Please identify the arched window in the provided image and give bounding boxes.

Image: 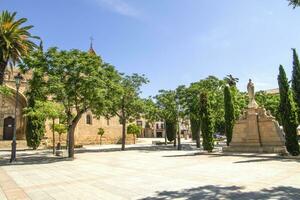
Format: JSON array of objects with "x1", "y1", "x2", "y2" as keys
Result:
[{"x1": 86, "y1": 114, "x2": 92, "y2": 125}]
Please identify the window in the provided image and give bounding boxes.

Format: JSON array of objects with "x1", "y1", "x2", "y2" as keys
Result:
[
  {"x1": 156, "y1": 123, "x2": 159, "y2": 129},
  {"x1": 161, "y1": 123, "x2": 164, "y2": 129},
  {"x1": 86, "y1": 114, "x2": 92, "y2": 125}
]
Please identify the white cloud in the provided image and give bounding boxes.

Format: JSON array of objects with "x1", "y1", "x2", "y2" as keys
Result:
[{"x1": 93, "y1": 0, "x2": 139, "y2": 17}]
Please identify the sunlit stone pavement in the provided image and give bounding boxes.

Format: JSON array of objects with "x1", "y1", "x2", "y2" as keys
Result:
[{"x1": 0, "y1": 139, "x2": 300, "y2": 200}]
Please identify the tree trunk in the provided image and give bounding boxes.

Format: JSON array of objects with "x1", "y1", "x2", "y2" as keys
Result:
[
  {"x1": 177, "y1": 130, "x2": 181, "y2": 150},
  {"x1": 0, "y1": 61, "x2": 7, "y2": 85},
  {"x1": 52, "y1": 119, "x2": 55, "y2": 154},
  {"x1": 173, "y1": 137, "x2": 176, "y2": 147},
  {"x1": 196, "y1": 133, "x2": 201, "y2": 148},
  {"x1": 164, "y1": 120, "x2": 167, "y2": 145},
  {"x1": 100, "y1": 135, "x2": 102, "y2": 146},
  {"x1": 121, "y1": 118, "x2": 126, "y2": 151},
  {"x1": 68, "y1": 112, "x2": 84, "y2": 158},
  {"x1": 134, "y1": 134, "x2": 136, "y2": 144},
  {"x1": 196, "y1": 127, "x2": 201, "y2": 148}
]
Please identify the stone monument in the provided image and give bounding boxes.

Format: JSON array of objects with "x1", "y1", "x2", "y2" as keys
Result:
[{"x1": 223, "y1": 79, "x2": 287, "y2": 153}]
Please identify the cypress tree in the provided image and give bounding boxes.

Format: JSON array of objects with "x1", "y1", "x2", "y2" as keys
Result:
[
  {"x1": 190, "y1": 117, "x2": 201, "y2": 148},
  {"x1": 165, "y1": 120, "x2": 177, "y2": 142},
  {"x1": 25, "y1": 67, "x2": 47, "y2": 149},
  {"x1": 199, "y1": 93, "x2": 214, "y2": 152},
  {"x1": 224, "y1": 86, "x2": 235, "y2": 146},
  {"x1": 291, "y1": 48, "x2": 300, "y2": 124},
  {"x1": 278, "y1": 65, "x2": 300, "y2": 156}
]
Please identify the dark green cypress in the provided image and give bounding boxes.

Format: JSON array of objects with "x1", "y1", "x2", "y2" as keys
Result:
[
  {"x1": 25, "y1": 68, "x2": 47, "y2": 149},
  {"x1": 165, "y1": 120, "x2": 177, "y2": 142},
  {"x1": 224, "y1": 86, "x2": 235, "y2": 146},
  {"x1": 199, "y1": 93, "x2": 214, "y2": 152},
  {"x1": 278, "y1": 65, "x2": 300, "y2": 156},
  {"x1": 291, "y1": 48, "x2": 300, "y2": 124},
  {"x1": 190, "y1": 116, "x2": 201, "y2": 148}
]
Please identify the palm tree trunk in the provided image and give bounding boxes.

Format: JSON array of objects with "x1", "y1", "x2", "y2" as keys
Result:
[{"x1": 0, "y1": 61, "x2": 8, "y2": 85}]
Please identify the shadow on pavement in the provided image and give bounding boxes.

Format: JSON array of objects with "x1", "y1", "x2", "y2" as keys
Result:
[
  {"x1": 75, "y1": 144, "x2": 198, "y2": 154},
  {"x1": 0, "y1": 145, "x2": 196, "y2": 166},
  {"x1": 138, "y1": 185, "x2": 300, "y2": 200},
  {"x1": 163, "y1": 152, "x2": 300, "y2": 163}
]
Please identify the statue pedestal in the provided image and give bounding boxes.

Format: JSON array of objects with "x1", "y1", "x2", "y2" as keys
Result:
[{"x1": 223, "y1": 107, "x2": 287, "y2": 153}]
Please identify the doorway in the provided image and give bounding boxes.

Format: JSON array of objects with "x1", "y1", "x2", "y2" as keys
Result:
[{"x1": 3, "y1": 117, "x2": 14, "y2": 140}]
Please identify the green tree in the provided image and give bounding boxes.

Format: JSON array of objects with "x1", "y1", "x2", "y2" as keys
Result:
[
  {"x1": 22, "y1": 48, "x2": 120, "y2": 158},
  {"x1": 155, "y1": 90, "x2": 178, "y2": 146},
  {"x1": 165, "y1": 120, "x2": 177, "y2": 142},
  {"x1": 255, "y1": 91, "x2": 281, "y2": 122},
  {"x1": 106, "y1": 74, "x2": 148, "y2": 151},
  {"x1": 0, "y1": 11, "x2": 39, "y2": 84},
  {"x1": 291, "y1": 48, "x2": 300, "y2": 124},
  {"x1": 184, "y1": 83, "x2": 201, "y2": 148},
  {"x1": 200, "y1": 92, "x2": 214, "y2": 152},
  {"x1": 193, "y1": 76, "x2": 226, "y2": 133},
  {"x1": 127, "y1": 124, "x2": 141, "y2": 144},
  {"x1": 278, "y1": 65, "x2": 300, "y2": 156},
  {"x1": 224, "y1": 74, "x2": 239, "y2": 87},
  {"x1": 52, "y1": 123, "x2": 67, "y2": 150},
  {"x1": 224, "y1": 86, "x2": 235, "y2": 146},
  {"x1": 39, "y1": 101, "x2": 64, "y2": 154},
  {"x1": 97, "y1": 128, "x2": 105, "y2": 146}
]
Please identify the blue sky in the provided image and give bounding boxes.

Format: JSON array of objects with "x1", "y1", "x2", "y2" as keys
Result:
[{"x1": 2, "y1": 0, "x2": 300, "y2": 97}]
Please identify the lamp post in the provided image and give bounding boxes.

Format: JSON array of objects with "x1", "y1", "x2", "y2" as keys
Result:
[{"x1": 10, "y1": 73, "x2": 23, "y2": 163}]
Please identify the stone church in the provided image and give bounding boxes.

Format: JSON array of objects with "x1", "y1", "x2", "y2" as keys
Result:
[{"x1": 0, "y1": 46, "x2": 125, "y2": 148}]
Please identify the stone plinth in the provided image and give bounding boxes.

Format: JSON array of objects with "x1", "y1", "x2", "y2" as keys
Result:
[{"x1": 223, "y1": 107, "x2": 287, "y2": 153}]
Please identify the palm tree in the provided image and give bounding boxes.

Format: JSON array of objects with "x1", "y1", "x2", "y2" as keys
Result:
[
  {"x1": 0, "y1": 10, "x2": 39, "y2": 84},
  {"x1": 224, "y1": 74, "x2": 239, "y2": 87},
  {"x1": 289, "y1": 0, "x2": 300, "y2": 8}
]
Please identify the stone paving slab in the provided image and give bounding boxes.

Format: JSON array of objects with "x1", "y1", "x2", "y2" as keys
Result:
[{"x1": 0, "y1": 143, "x2": 300, "y2": 199}]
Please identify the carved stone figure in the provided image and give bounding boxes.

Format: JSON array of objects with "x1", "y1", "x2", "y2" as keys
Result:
[{"x1": 247, "y1": 79, "x2": 258, "y2": 108}]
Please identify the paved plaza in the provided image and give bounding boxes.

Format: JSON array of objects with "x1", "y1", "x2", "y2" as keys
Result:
[{"x1": 0, "y1": 141, "x2": 300, "y2": 200}]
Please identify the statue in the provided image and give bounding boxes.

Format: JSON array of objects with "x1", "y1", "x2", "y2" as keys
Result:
[{"x1": 247, "y1": 79, "x2": 258, "y2": 108}]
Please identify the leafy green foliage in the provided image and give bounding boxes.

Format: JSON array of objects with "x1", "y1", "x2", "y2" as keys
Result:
[
  {"x1": 224, "y1": 74, "x2": 239, "y2": 87},
  {"x1": 190, "y1": 76, "x2": 226, "y2": 133},
  {"x1": 127, "y1": 124, "x2": 141, "y2": 136},
  {"x1": 0, "y1": 10, "x2": 39, "y2": 84},
  {"x1": 291, "y1": 48, "x2": 300, "y2": 124},
  {"x1": 165, "y1": 120, "x2": 177, "y2": 142},
  {"x1": 199, "y1": 93, "x2": 214, "y2": 152},
  {"x1": 0, "y1": 85, "x2": 12, "y2": 96},
  {"x1": 278, "y1": 65, "x2": 299, "y2": 156},
  {"x1": 105, "y1": 73, "x2": 148, "y2": 150},
  {"x1": 97, "y1": 128, "x2": 105, "y2": 136},
  {"x1": 22, "y1": 59, "x2": 48, "y2": 149},
  {"x1": 155, "y1": 90, "x2": 178, "y2": 143},
  {"x1": 255, "y1": 91, "x2": 281, "y2": 122},
  {"x1": 142, "y1": 97, "x2": 160, "y2": 126},
  {"x1": 224, "y1": 86, "x2": 235, "y2": 146},
  {"x1": 53, "y1": 124, "x2": 67, "y2": 135},
  {"x1": 97, "y1": 128, "x2": 105, "y2": 146},
  {"x1": 22, "y1": 48, "x2": 120, "y2": 157}
]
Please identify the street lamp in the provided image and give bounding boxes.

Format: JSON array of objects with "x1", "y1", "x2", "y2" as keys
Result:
[{"x1": 10, "y1": 73, "x2": 23, "y2": 163}]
